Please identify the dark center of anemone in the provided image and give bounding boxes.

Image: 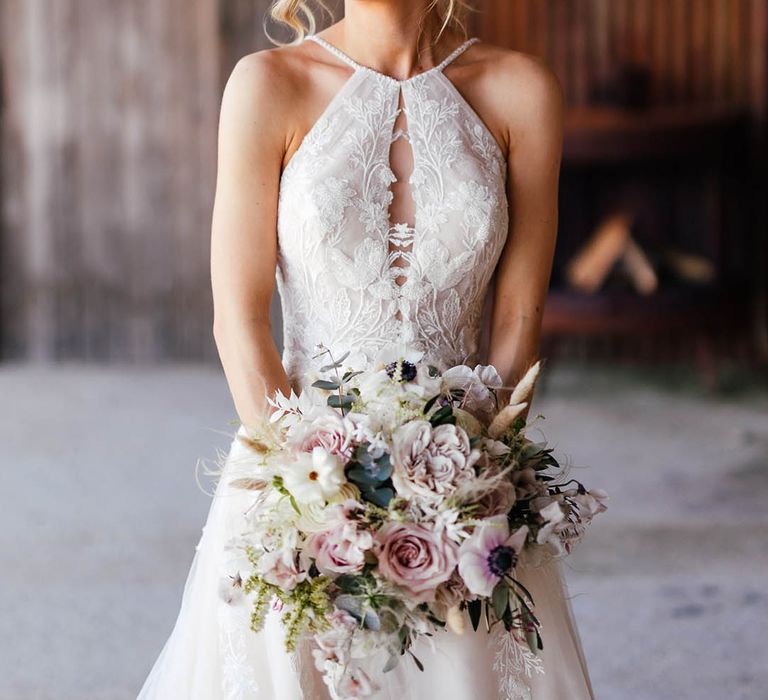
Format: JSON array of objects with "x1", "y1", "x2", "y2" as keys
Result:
[
  {"x1": 487, "y1": 545, "x2": 517, "y2": 577},
  {"x1": 385, "y1": 360, "x2": 417, "y2": 382},
  {"x1": 308, "y1": 470, "x2": 319, "y2": 481}
]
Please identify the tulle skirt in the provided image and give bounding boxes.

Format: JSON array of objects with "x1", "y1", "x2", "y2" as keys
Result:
[{"x1": 137, "y1": 429, "x2": 594, "y2": 700}]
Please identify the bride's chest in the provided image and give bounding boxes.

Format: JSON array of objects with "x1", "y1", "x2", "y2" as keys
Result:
[{"x1": 276, "y1": 75, "x2": 509, "y2": 275}]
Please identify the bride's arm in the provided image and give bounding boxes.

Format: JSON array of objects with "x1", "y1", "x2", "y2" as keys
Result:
[
  {"x1": 211, "y1": 54, "x2": 293, "y2": 427},
  {"x1": 487, "y1": 56, "x2": 564, "y2": 393}
]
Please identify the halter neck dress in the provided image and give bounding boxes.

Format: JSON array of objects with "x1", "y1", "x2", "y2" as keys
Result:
[{"x1": 137, "y1": 35, "x2": 594, "y2": 700}]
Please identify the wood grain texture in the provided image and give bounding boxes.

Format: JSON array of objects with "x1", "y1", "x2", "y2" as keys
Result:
[
  {"x1": 0, "y1": 0, "x2": 277, "y2": 361},
  {"x1": 471, "y1": 0, "x2": 767, "y2": 114},
  {"x1": 0, "y1": 0, "x2": 766, "y2": 361}
]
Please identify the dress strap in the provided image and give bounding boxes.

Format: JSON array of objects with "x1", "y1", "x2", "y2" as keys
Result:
[
  {"x1": 307, "y1": 34, "x2": 479, "y2": 83},
  {"x1": 436, "y1": 38, "x2": 480, "y2": 72},
  {"x1": 307, "y1": 35, "x2": 362, "y2": 71}
]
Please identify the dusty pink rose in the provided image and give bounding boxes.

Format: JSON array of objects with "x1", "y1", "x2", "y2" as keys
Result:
[
  {"x1": 304, "y1": 523, "x2": 373, "y2": 576},
  {"x1": 294, "y1": 408, "x2": 355, "y2": 459},
  {"x1": 391, "y1": 420, "x2": 479, "y2": 504},
  {"x1": 435, "y1": 570, "x2": 471, "y2": 611},
  {"x1": 376, "y1": 522, "x2": 458, "y2": 601}
]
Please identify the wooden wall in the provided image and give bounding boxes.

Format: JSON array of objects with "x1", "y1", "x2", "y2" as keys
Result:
[
  {"x1": 0, "y1": 0, "x2": 242, "y2": 361},
  {"x1": 471, "y1": 0, "x2": 767, "y2": 118},
  {"x1": 1, "y1": 1, "x2": 766, "y2": 362}
]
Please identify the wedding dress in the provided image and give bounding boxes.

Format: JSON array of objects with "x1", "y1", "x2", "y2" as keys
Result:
[{"x1": 138, "y1": 36, "x2": 594, "y2": 700}]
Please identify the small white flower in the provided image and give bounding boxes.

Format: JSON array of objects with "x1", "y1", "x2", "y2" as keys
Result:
[
  {"x1": 536, "y1": 500, "x2": 566, "y2": 545},
  {"x1": 572, "y1": 489, "x2": 609, "y2": 522},
  {"x1": 283, "y1": 447, "x2": 346, "y2": 504},
  {"x1": 434, "y1": 506, "x2": 469, "y2": 543},
  {"x1": 254, "y1": 548, "x2": 306, "y2": 590}
]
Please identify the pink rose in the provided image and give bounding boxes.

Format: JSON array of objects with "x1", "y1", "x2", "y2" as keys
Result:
[
  {"x1": 294, "y1": 408, "x2": 355, "y2": 459},
  {"x1": 376, "y1": 522, "x2": 458, "y2": 601},
  {"x1": 304, "y1": 523, "x2": 373, "y2": 576},
  {"x1": 391, "y1": 420, "x2": 479, "y2": 504}
]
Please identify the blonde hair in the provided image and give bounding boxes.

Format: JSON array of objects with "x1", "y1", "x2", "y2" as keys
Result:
[{"x1": 268, "y1": 0, "x2": 471, "y2": 45}]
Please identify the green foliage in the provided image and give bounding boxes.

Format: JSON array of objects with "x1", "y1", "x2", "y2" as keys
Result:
[{"x1": 429, "y1": 404, "x2": 455, "y2": 427}]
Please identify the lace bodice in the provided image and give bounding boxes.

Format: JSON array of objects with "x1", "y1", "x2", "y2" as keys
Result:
[{"x1": 277, "y1": 36, "x2": 509, "y2": 381}]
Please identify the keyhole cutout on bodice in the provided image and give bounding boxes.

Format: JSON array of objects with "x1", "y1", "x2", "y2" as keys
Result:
[{"x1": 387, "y1": 90, "x2": 416, "y2": 321}]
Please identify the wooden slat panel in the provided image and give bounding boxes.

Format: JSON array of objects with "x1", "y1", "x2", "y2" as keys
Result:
[
  {"x1": 750, "y1": 0, "x2": 768, "y2": 119},
  {"x1": 588, "y1": 0, "x2": 612, "y2": 94},
  {"x1": 1, "y1": 0, "x2": 766, "y2": 361},
  {"x1": 470, "y1": 0, "x2": 765, "y2": 117},
  {"x1": 571, "y1": 0, "x2": 590, "y2": 106},
  {"x1": 0, "y1": 0, "x2": 223, "y2": 361},
  {"x1": 711, "y1": 0, "x2": 730, "y2": 101}
]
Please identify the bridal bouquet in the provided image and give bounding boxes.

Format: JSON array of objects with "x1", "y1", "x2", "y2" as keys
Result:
[{"x1": 224, "y1": 345, "x2": 606, "y2": 699}]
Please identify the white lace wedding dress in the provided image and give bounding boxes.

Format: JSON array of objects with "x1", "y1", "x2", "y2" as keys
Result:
[{"x1": 138, "y1": 36, "x2": 594, "y2": 700}]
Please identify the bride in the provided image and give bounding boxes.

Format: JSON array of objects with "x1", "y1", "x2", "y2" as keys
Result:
[{"x1": 138, "y1": 1, "x2": 594, "y2": 698}]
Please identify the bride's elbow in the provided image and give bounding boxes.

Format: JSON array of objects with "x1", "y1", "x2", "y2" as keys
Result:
[{"x1": 212, "y1": 311, "x2": 271, "y2": 351}]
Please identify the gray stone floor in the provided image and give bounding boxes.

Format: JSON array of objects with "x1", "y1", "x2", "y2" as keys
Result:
[{"x1": 1, "y1": 363, "x2": 767, "y2": 700}]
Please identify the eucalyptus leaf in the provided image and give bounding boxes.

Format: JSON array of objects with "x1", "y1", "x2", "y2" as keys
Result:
[
  {"x1": 383, "y1": 654, "x2": 400, "y2": 673},
  {"x1": 319, "y1": 350, "x2": 350, "y2": 371},
  {"x1": 363, "y1": 609, "x2": 381, "y2": 631},
  {"x1": 492, "y1": 583, "x2": 509, "y2": 621},
  {"x1": 365, "y1": 486, "x2": 394, "y2": 508},
  {"x1": 312, "y1": 379, "x2": 340, "y2": 390},
  {"x1": 373, "y1": 461, "x2": 393, "y2": 481},
  {"x1": 347, "y1": 466, "x2": 383, "y2": 486},
  {"x1": 327, "y1": 394, "x2": 355, "y2": 410},
  {"x1": 335, "y1": 595, "x2": 363, "y2": 621},
  {"x1": 355, "y1": 444, "x2": 375, "y2": 467}
]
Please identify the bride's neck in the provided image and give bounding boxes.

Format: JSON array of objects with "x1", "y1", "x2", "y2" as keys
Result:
[{"x1": 336, "y1": 2, "x2": 453, "y2": 80}]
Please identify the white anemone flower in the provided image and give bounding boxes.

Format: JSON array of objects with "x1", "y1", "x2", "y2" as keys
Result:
[
  {"x1": 283, "y1": 446, "x2": 346, "y2": 504},
  {"x1": 373, "y1": 343, "x2": 424, "y2": 369}
]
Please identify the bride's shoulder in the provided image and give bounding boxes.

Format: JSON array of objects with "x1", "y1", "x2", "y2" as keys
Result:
[
  {"x1": 223, "y1": 42, "x2": 317, "y2": 114},
  {"x1": 468, "y1": 41, "x2": 562, "y2": 113},
  {"x1": 218, "y1": 41, "x2": 336, "y2": 160},
  {"x1": 462, "y1": 42, "x2": 563, "y2": 147}
]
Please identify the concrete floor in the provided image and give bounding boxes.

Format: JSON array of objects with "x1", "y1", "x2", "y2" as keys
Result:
[{"x1": 1, "y1": 363, "x2": 767, "y2": 700}]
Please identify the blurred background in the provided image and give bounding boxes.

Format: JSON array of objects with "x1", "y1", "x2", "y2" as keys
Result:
[{"x1": 1, "y1": 1, "x2": 767, "y2": 699}]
